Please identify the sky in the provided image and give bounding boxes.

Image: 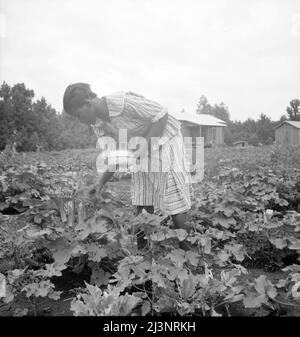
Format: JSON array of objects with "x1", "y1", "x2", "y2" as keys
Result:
[{"x1": 0, "y1": 0, "x2": 300, "y2": 121}]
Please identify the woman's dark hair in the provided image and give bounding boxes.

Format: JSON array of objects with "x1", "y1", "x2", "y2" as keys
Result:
[{"x1": 63, "y1": 83, "x2": 97, "y2": 115}]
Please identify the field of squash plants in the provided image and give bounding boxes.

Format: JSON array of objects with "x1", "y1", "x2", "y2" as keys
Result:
[{"x1": 0, "y1": 144, "x2": 300, "y2": 317}]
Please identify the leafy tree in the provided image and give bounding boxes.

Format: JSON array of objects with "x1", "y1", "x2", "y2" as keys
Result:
[
  {"x1": 0, "y1": 82, "x2": 35, "y2": 151},
  {"x1": 27, "y1": 131, "x2": 40, "y2": 151},
  {"x1": 195, "y1": 95, "x2": 279, "y2": 146},
  {"x1": 279, "y1": 115, "x2": 287, "y2": 122},
  {"x1": 248, "y1": 134, "x2": 259, "y2": 146},
  {"x1": 0, "y1": 82, "x2": 13, "y2": 149},
  {"x1": 224, "y1": 126, "x2": 234, "y2": 145},
  {"x1": 32, "y1": 98, "x2": 64, "y2": 150},
  {"x1": 286, "y1": 99, "x2": 300, "y2": 121},
  {"x1": 0, "y1": 81, "x2": 97, "y2": 152},
  {"x1": 265, "y1": 137, "x2": 274, "y2": 145},
  {"x1": 243, "y1": 118, "x2": 257, "y2": 135},
  {"x1": 224, "y1": 114, "x2": 276, "y2": 146},
  {"x1": 196, "y1": 95, "x2": 213, "y2": 115},
  {"x1": 196, "y1": 95, "x2": 230, "y2": 122},
  {"x1": 59, "y1": 112, "x2": 96, "y2": 150},
  {"x1": 256, "y1": 113, "x2": 274, "y2": 144},
  {"x1": 211, "y1": 102, "x2": 230, "y2": 123}
]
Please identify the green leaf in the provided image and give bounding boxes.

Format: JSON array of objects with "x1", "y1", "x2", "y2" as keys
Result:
[
  {"x1": 291, "y1": 281, "x2": 300, "y2": 299},
  {"x1": 223, "y1": 293, "x2": 244, "y2": 303},
  {"x1": 203, "y1": 237, "x2": 212, "y2": 254},
  {"x1": 243, "y1": 293, "x2": 266, "y2": 308},
  {"x1": 269, "y1": 238, "x2": 287, "y2": 249},
  {"x1": 177, "y1": 269, "x2": 189, "y2": 283},
  {"x1": 70, "y1": 299, "x2": 90, "y2": 316},
  {"x1": 151, "y1": 272, "x2": 166, "y2": 288},
  {"x1": 214, "y1": 216, "x2": 236, "y2": 228},
  {"x1": 87, "y1": 243, "x2": 107, "y2": 262},
  {"x1": 266, "y1": 286, "x2": 277, "y2": 299},
  {"x1": 0, "y1": 273, "x2": 7, "y2": 299},
  {"x1": 150, "y1": 231, "x2": 165, "y2": 242},
  {"x1": 217, "y1": 250, "x2": 230, "y2": 263},
  {"x1": 36, "y1": 263, "x2": 64, "y2": 278},
  {"x1": 7, "y1": 269, "x2": 25, "y2": 284},
  {"x1": 91, "y1": 267, "x2": 111, "y2": 286},
  {"x1": 174, "y1": 229, "x2": 188, "y2": 241},
  {"x1": 254, "y1": 275, "x2": 277, "y2": 299},
  {"x1": 26, "y1": 228, "x2": 52, "y2": 238},
  {"x1": 48, "y1": 290, "x2": 62, "y2": 301},
  {"x1": 77, "y1": 215, "x2": 110, "y2": 240},
  {"x1": 276, "y1": 279, "x2": 287, "y2": 288},
  {"x1": 33, "y1": 214, "x2": 43, "y2": 224},
  {"x1": 13, "y1": 308, "x2": 28, "y2": 316},
  {"x1": 254, "y1": 275, "x2": 268, "y2": 295},
  {"x1": 182, "y1": 276, "x2": 196, "y2": 299},
  {"x1": 3, "y1": 284, "x2": 15, "y2": 303},
  {"x1": 211, "y1": 308, "x2": 222, "y2": 316},
  {"x1": 165, "y1": 229, "x2": 177, "y2": 239},
  {"x1": 84, "y1": 282, "x2": 103, "y2": 310},
  {"x1": 282, "y1": 265, "x2": 300, "y2": 273},
  {"x1": 166, "y1": 249, "x2": 186, "y2": 268},
  {"x1": 52, "y1": 243, "x2": 77, "y2": 266},
  {"x1": 22, "y1": 280, "x2": 54, "y2": 298},
  {"x1": 156, "y1": 295, "x2": 177, "y2": 312},
  {"x1": 220, "y1": 269, "x2": 239, "y2": 286},
  {"x1": 226, "y1": 244, "x2": 245, "y2": 262},
  {"x1": 118, "y1": 294, "x2": 142, "y2": 316},
  {"x1": 185, "y1": 251, "x2": 199, "y2": 267},
  {"x1": 215, "y1": 203, "x2": 235, "y2": 218},
  {"x1": 141, "y1": 301, "x2": 151, "y2": 316},
  {"x1": 288, "y1": 238, "x2": 300, "y2": 250},
  {"x1": 0, "y1": 202, "x2": 9, "y2": 211}
]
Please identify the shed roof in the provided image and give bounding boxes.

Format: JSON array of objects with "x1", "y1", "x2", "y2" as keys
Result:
[
  {"x1": 274, "y1": 120, "x2": 300, "y2": 129},
  {"x1": 169, "y1": 111, "x2": 227, "y2": 127}
]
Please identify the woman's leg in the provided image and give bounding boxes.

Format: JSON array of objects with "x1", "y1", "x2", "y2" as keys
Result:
[{"x1": 171, "y1": 212, "x2": 187, "y2": 229}]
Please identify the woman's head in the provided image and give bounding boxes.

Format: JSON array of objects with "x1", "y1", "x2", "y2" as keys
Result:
[{"x1": 63, "y1": 83, "x2": 99, "y2": 124}]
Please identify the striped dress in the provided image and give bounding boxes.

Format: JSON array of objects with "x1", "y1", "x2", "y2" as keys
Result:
[{"x1": 92, "y1": 91, "x2": 193, "y2": 216}]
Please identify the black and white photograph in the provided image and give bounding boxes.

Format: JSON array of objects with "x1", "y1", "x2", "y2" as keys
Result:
[{"x1": 0, "y1": 0, "x2": 300, "y2": 324}]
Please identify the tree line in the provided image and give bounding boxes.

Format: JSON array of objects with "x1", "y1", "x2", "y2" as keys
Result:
[
  {"x1": 0, "y1": 82, "x2": 299, "y2": 152},
  {"x1": 196, "y1": 95, "x2": 300, "y2": 146},
  {"x1": 0, "y1": 82, "x2": 96, "y2": 152}
]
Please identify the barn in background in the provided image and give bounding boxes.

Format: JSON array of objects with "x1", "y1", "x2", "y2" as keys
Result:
[
  {"x1": 169, "y1": 111, "x2": 227, "y2": 182},
  {"x1": 274, "y1": 121, "x2": 300, "y2": 146},
  {"x1": 170, "y1": 111, "x2": 227, "y2": 146}
]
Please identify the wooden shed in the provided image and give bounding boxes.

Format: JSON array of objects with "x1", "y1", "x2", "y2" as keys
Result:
[
  {"x1": 169, "y1": 111, "x2": 227, "y2": 181},
  {"x1": 169, "y1": 111, "x2": 227, "y2": 146},
  {"x1": 274, "y1": 121, "x2": 300, "y2": 146}
]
